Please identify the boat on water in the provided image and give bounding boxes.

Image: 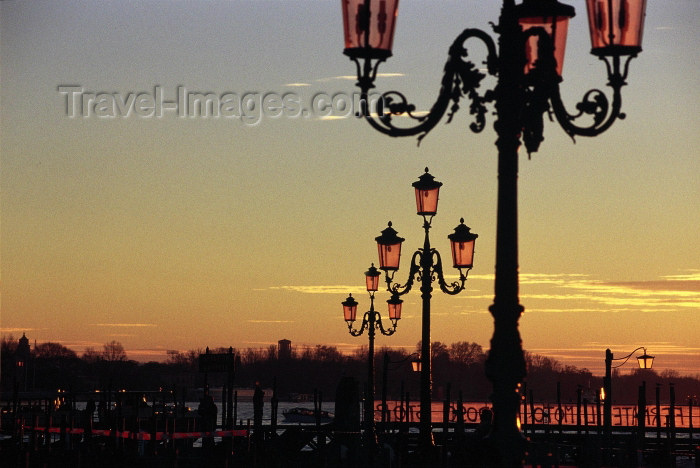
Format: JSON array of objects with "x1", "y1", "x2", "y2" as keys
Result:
[{"x1": 282, "y1": 407, "x2": 334, "y2": 424}]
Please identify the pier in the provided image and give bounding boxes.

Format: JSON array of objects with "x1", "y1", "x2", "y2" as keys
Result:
[{"x1": 2, "y1": 387, "x2": 698, "y2": 467}]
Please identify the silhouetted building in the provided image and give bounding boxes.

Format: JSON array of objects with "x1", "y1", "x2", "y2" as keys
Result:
[
  {"x1": 278, "y1": 339, "x2": 291, "y2": 360},
  {"x1": 16, "y1": 332, "x2": 31, "y2": 391},
  {"x1": 17, "y1": 333, "x2": 30, "y2": 360}
]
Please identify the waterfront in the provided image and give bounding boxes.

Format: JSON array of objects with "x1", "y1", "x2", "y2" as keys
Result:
[{"x1": 2, "y1": 392, "x2": 699, "y2": 467}]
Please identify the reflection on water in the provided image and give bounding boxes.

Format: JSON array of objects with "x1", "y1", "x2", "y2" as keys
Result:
[{"x1": 60, "y1": 399, "x2": 700, "y2": 429}]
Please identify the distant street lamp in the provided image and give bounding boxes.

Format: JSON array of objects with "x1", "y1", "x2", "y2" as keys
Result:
[
  {"x1": 603, "y1": 347, "x2": 654, "y2": 437},
  {"x1": 373, "y1": 168, "x2": 478, "y2": 451},
  {"x1": 342, "y1": 264, "x2": 402, "y2": 456},
  {"x1": 411, "y1": 357, "x2": 422, "y2": 373},
  {"x1": 380, "y1": 351, "x2": 420, "y2": 424},
  {"x1": 340, "y1": 1, "x2": 647, "y2": 464}
]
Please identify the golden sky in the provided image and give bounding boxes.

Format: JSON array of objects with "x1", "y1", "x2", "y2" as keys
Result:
[{"x1": 1, "y1": 1, "x2": 699, "y2": 377}]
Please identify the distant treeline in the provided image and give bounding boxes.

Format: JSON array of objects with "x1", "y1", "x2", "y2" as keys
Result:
[{"x1": 2, "y1": 335, "x2": 698, "y2": 405}]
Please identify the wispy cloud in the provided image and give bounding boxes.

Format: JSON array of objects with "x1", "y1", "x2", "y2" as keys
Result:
[
  {"x1": 91, "y1": 323, "x2": 157, "y2": 327},
  {"x1": 59, "y1": 340, "x2": 105, "y2": 349},
  {"x1": 315, "y1": 73, "x2": 405, "y2": 83},
  {"x1": 265, "y1": 274, "x2": 492, "y2": 296},
  {"x1": 464, "y1": 274, "x2": 494, "y2": 281},
  {"x1": 315, "y1": 75, "x2": 357, "y2": 82},
  {"x1": 662, "y1": 270, "x2": 700, "y2": 280},
  {"x1": 564, "y1": 281, "x2": 700, "y2": 308},
  {"x1": 0, "y1": 327, "x2": 45, "y2": 333},
  {"x1": 517, "y1": 272, "x2": 700, "y2": 311},
  {"x1": 520, "y1": 273, "x2": 590, "y2": 285},
  {"x1": 266, "y1": 272, "x2": 699, "y2": 315},
  {"x1": 269, "y1": 285, "x2": 365, "y2": 294},
  {"x1": 522, "y1": 307, "x2": 680, "y2": 314},
  {"x1": 247, "y1": 320, "x2": 295, "y2": 324},
  {"x1": 603, "y1": 280, "x2": 700, "y2": 292}
]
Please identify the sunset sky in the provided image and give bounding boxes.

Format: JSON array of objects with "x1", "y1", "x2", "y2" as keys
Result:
[{"x1": 2, "y1": 0, "x2": 698, "y2": 377}]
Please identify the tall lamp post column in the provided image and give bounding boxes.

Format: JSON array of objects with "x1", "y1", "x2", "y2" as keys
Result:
[
  {"x1": 342, "y1": 264, "x2": 402, "y2": 460},
  {"x1": 374, "y1": 169, "x2": 478, "y2": 452},
  {"x1": 339, "y1": 0, "x2": 647, "y2": 464}
]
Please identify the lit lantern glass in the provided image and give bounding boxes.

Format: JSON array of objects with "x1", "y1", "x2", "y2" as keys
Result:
[
  {"x1": 448, "y1": 219, "x2": 478, "y2": 269},
  {"x1": 342, "y1": 294, "x2": 359, "y2": 322},
  {"x1": 586, "y1": 0, "x2": 647, "y2": 57},
  {"x1": 365, "y1": 264, "x2": 381, "y2": 292},
  {"x1": 411, "y1": 359, "x2": 421, "y2": 372},
  {"x1": 636, "y1": 349, "x2": 654, "y2": 369},
  {"x1": 342, "y1": 0, "x2": 400, "y2": 59},
  {"x1": 516, "y1": 0, "x2": 576, "y2": 77},
  {"x1": 412, "y1": 168, "x2": 442, "y2": 216},
  {"x1": 375, "y1": 222, "x2": 405, "y2": 271},
  {"x1": 386, "y1": 294, "x2": 403, "y2": 321}
]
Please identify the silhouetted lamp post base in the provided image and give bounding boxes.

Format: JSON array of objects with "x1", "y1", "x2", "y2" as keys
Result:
[
  {"x1": 339, "y1": 0, "x2": 647, "y2": 465},
  {"x1": 484, "y1": 306, "x2": 527, "y2": 467}
]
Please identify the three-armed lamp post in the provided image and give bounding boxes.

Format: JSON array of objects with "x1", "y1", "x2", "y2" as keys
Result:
[
  {"x1": 373, "y1": 168, "x2": 478, "y2": 452},
  {"x1": 342, "y1": 264, "x2": 402, "y2": 456},
  {"x1": 340, "y1": 0, "x2": 647, "y2": 464},
  {"x1": 603, "y1": 347, "x2": 654, "y2": 437}
]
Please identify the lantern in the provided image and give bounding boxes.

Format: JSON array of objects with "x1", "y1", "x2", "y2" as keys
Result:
[
  {"x1": 342, "y1": 0, "x2": 400, "y2": 59},
  {"x1": 516, "y1": 0, "x2": 576, "y2": 77},
  {"x1": 586, "y1": 0, "x2": 647, "y2": 57},
  {"x1": 412, "y1": 168, "x2": 442, "y2": 216},
  {"x1": 636, "y1": 349, "x2": 654, "y2": 369},
  {"x1": 375, "y1": 222, "x2": 405, "y2": 271},
  {"x1": 365, "y1": 263, "x2": 381, "y2": 291},
  {"x1": 447, "y1": 219, "x2": 478, "y2": 269},
  {"x1": 386, "y1": 294, "x2": 403, "y2": 321},
  {"x1": 411, "y1": 358, "x2": 422, "y2": 372},
  {"x1": 342, "y1": 294, "x2": 359, "y2": 322}
]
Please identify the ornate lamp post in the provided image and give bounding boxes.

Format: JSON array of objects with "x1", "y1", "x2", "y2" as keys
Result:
[
  {"x1": 339, "y1": 0, "x2": 647, "y2": 464},
  {"x1": 603, "y1": 347, "x2": 654, "y2": 437},
  {"x1": 342, "y1": 264, "x2": 402, "y2": 457},
  {"x1": 373, "y1": 168, "x2": 478, "y2": 451}
]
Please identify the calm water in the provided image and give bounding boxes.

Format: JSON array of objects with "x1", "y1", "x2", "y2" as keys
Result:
[
  {"x1": 66, "y1": 399, "x2": 700, "y2": 429},
  {"x1": 190, "y1": 401, "x2": 334, "y2": 426}
]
